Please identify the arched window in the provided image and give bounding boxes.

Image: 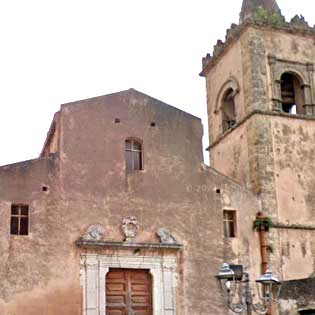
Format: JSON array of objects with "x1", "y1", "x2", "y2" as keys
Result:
[
  {"x1": 222, "y1": 88, "x2": 236, "y2": 132},
  {"x1": 125, "y1": 138, "x2": 143, "y2": 171},
  {"x1": 281, "y1": 72, "x2": 305, "y2": 115}
]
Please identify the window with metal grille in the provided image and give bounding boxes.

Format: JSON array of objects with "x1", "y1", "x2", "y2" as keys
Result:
[
  {"x1": 125, "y1": 139, "x2": 143, "y2": 171},
  {"x1": 223, "y1": 210, "x2": 237, "y2": 238},
  {"x1": 10, "y1": 204, "x2": 29, "y2": 236}
]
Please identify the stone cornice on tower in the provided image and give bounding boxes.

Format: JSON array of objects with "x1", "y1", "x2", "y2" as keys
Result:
[{"x1": 200, "y1": 11, "x2": 315, "y2": 77}]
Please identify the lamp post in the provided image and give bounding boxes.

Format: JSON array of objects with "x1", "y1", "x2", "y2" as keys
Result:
[{"x1": 216, "y1": 263, "x2": 281, "y2": 315}]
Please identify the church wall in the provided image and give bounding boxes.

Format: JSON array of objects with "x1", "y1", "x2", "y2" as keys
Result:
[
  {"x1": 263, "y1": 28, "x2": 315, "y2": 65},
  {"x1": 0, "y1": 92, "x2": 261, "y2": 315},
  {"x1": 0, "y1": 157, "x2": 58, "y2": 201},
  {"x1": 278, "y1": 228, "x2": 315, "y2": 281},
  {"x1": 270, "y1": 115, "x2": 315, "y2": 281},
  {"x1": 41, "y1": 113, "x2": 61, "y2": 158},
  {"x1": 210, "y1": 121, "x2": 251, "y2": 188},
  {"x1": 211, "y1": 113, "x2": 315, "y2": 280},
  {"x1": 59, "y1": 90, "x2": 204, "y2": 200},
  {"x1": 240, "y1": 27, "x2": 270, "y2": 113},
  {"x1": 0, "y1": 169, "x2": 261, "y2": 315},
  {"x1": 205, "y1": 39, "x2": 245, "y2": 143},
  {"x1": 0, "y1": 157, "x2": 70, "y2": 315},
  {"x1": 271, "y1": 116, "x2": 315, "y2": 224},
  {"x1": 206, "y1": 168, "x2": 262, "y2": 281}
]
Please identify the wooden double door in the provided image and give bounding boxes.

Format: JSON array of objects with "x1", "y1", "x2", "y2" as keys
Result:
[{"x1": 106, "y1": 269, "x2": 153, "y2": 315}]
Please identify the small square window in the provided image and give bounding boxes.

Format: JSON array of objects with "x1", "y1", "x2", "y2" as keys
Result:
[
  {"x1": 223, "y1": 210, "x2": 237, "y2": 238},
  {"x1": 10, "y1": 204, "x2": 29, "y2": 236}
]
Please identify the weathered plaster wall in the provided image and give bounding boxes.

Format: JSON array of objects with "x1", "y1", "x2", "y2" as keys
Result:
[
  {"x1": 210, "y1": 113, "x2": 278, "y2": 213},
  {"x1": 272, "y1": 117, "x2": 315, "y2": 224},
  {"x1": 210, "y1": 113, "x2": 283, "y2": 277},
  {"x1": 210, "y1": 122, "x2": 251, "y2": 188},
  {"x1": 58, "y1": 89, "x2": 204, "y2": 200},
  {"x1": 0, "y1": 157, "x2": 58, "y2": 201},
  {"x1": 240, "y1": 27, "x2": 269, "y2": 113},
  {"x1": 205, "y1": 39, "x2": 245, "y2": 143},
  {"x1": 0, "y1": 90, "x2": 261, "y2": 315},
  {"x1": 210, "y1": 113, "x2": 315, "y2": 280},
  {"x1": 278, "y1": 228, "x2": 315, "y2": 281},
  {"x1": 270, "y1": 116, "x2": 315, "y2": 280},
  {"x1": 263, "y1": 28, "x2": 315, "y2": 65}
]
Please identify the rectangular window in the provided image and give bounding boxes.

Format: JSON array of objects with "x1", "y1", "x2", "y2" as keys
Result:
[
  {"x1": 125, "y1": 139, "x2": 143, "y2": 171},
  {"x1": 10, "y1": 204, "x2": 29, "y2": 236},
  {"x1": 223, "y1": 210, "x2": 236, "y2": 238}
]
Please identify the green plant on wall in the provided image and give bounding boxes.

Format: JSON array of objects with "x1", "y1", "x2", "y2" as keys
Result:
[
  {"x1": 266, "y1": 244, "x2": 274, "y2": 253},
  {"x1": 255, "y1": 6, "x2": 268, "y2": 22},
  {"x1": 253, "y1": 215, "x2": 273, "y2": 232},
  {"x1": 255, "y1": 6, "x2": 285, "y2": 26},
  {"x1": 269, "y1": 12, "x2": 285, "y2": 26}
]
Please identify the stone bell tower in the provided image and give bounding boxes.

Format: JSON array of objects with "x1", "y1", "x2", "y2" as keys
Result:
[{"x1": 201, "y1": 0, "x2": 315, "y2": 281}]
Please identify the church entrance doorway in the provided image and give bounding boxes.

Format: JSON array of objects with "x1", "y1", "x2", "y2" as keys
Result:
[{"x1": 106, "y1": 268, "x2": 153, "y2": 315}]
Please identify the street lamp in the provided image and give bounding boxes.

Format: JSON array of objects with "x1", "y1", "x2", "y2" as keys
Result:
[{"x1": 216, "y1": 263, "x2": 281, "y2": 315}]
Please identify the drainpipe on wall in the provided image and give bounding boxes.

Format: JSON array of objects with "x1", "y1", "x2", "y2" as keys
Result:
[
  {"x1": 256, "y1": 212, "x2": 271, "y2": 315},
  {"x1": 256, "y1": 212, "x2": 268, "y2": 274}
]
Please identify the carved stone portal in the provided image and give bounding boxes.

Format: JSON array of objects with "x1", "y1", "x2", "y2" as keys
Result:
[
  {"x1": 82, "y1": 224, "x2": 105, "y2": 241},
  {"x1": 121, "y1": 216, "x2": 139, "y2": 242},
  {"x1": 157, "y1": 228, "x2": 177, "y2": 244}
]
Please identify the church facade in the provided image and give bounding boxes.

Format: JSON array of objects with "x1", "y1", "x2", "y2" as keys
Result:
[{"x1": 0, "y1": 1, "x2": 314, "y2": 315}]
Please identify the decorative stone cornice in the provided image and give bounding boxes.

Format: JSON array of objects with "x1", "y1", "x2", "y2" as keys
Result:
[
  {"x1": 75, "y1": 239, "x2": 183, "y2": 250},
  {"x1": 273, "y1": 222, "x2": 315, "y2": 230},
  {"x1": 207, "y1": 109, "x2": 315, "y2": 150}
]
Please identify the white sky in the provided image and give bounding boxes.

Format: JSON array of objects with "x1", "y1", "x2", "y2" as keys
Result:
[{"x1": 0, "y1": 0, "x2": 314, "y2": 166}]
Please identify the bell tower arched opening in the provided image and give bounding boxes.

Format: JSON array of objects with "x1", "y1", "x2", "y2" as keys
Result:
[
  {"x1": 222, "y1": 88, "x2": 237, "y2": 132},
  {"x1": 280, "y1": 72, "x2": 305, "y2": 115}
]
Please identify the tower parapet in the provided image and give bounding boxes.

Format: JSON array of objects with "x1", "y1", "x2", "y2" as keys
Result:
[{"x1": 200, "y1": 4, "x2": 315, "y2": 77}]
